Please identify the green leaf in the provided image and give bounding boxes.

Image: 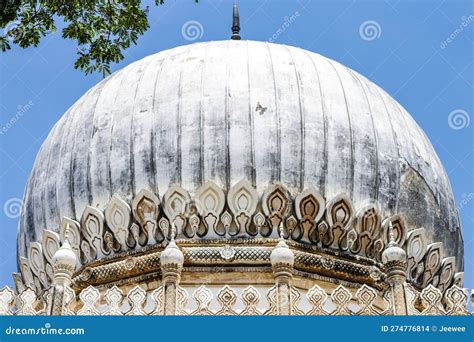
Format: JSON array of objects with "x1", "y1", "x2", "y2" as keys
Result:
[{"x1": 1, "y1": 0, "x2": 200, "y2": 76}]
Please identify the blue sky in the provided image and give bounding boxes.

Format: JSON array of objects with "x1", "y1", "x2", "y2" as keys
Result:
[{"x1": 0, "y1": 0, "x2": 472, "y2": 289}]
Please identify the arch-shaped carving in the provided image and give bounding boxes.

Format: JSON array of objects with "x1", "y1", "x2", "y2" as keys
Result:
[
  {"x1": 16, "y1": 288, "x2": 37, "y2": 315},
  {"x1": 307, "y1": 284, "x2": 328, "y2": 315},
  {"x1": 422, "y1": 242, "x2": 443, "y2": 287},
  {"x1": 241, "y1": 286, "x2": 261, "y2": 315},
  {"x1": 12, "y1": 273, "x2": 25, "y2": 294},
  {"x1": 437, "y1": 257, "x2": 455, "y2": 292},
  {"x1": 350, "y1": 204, "x2": 381, "y2": 256},
  {"x1": 183, "y1": 214, "x2": 198, "y2": 238},
  {"x1": 325, "y1": 194, "x2": 354, "y2": 250},
  {"x1": 191, "y1": 286, "x2": 213, "y2": 315},
  {"x1": 216, "y1": 285, "x2": 238, "y2": 315},
  {"x1": 163, "y1": 185, "x2": 190, "y2": 234},
  {"x1": 220, "y1": 211, "x2": 233, "y2": 236},
  {"x1": 81, "y1": 206, "x2": 105, "y2": 259},
  {"x1": 326, "y1": 194, "x2": 354, "y2": 228},
  {"x1": 127, "y1": 223, "x2": 140, "y2": 250},
  {"x1": 406, "y1": 228, "x2": 427, "y2": 283},
  {"x1": 0, "y1": 287, "x2": 15, "y2": 315},
  {"x1": 28, "y1": 242, "x2": 47, "y2": 288},
  {"x1": 252, "y1": 212, "x2": 267, "y2": 236},
  {"x1": 158, "y1": 217, "x2": 170, "y2": 240},
  {"x1": 261, "y1": 183, "x2": 291, "y2": 236},
  {"x1": 195, "y1": 182, "x2": 226, "y2": 236},
  {"x1": 41, "y1": 230, "x2": 60, "y2": 266},
  {"x1": 445, "y1": 285, "x2": 469, "y2": 315},
  {"x1": 313, "y1": 221, "x2": 329, "y2": 246},
  {"x1": 126, "y1": 286, "x2": 147, "y2": 315},
  {"x1": 420, "y1": 285, "x2": 445, "y2": 315},
  {"x1": 81, "y1": 239, "x2": 94, "y2": 264},
  {"x1": 381, "y1": 215, "x2": 406, "y2": 247},
  {"x1": 60, "y1": 217, "x2": 82, "y2": 265},
  {"x1": 356, "y1": 204, "x2": 381, "y2": 236},
  {"x1": 19, "y1": 257, "x2": 34, "y2": 289},
  {"x1": 331, "y1": 285, "x2": 352, "y2": 315},
  {"x1": 227, "y1": 180, "x2": 259, "y2": 235},
  {"x1": 132, "y1": 189, "x2": 161, "y2": 245},
  {"x1": 356, "y1": 285, "x2": 379, "y2": 315},
  {"x1": 78, "y1": 286, "x2": 100, "y2": 315},
  {"x1": 104, "y1": 195, "x2": 131, "y2": 251},
  {"x1": 286, "y1": 215, "x2": 301, "y2": 240},
  {"x1": 295, "y1": 187, "x2": 325, "y2": 243},
  {"x1": 453, "y1": 272, "x2": 464, "y2": 287},
  {"x1": 103, "y1": 231, "x2": 120, "y2": 255}
]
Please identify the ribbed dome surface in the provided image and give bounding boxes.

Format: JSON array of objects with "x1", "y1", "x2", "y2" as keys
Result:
[{"x1": 18, "y1": 40, "x2": 463, "y2": 268}]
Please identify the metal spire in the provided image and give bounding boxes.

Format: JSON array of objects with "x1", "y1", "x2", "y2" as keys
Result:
[{"x1": 231, "y1": 0, "x2": 241, "y2": 40}]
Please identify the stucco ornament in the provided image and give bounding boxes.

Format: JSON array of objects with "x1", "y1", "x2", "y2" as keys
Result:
[
  {"x1": 382, "y1": 223, "x2": 407, "y2": 264},
  {"x1": 227, "y1": 180, "x2": 259, "y2": 235},
  {"x1": 105, "y1": 195, "x2": 131, "y2": 251}
]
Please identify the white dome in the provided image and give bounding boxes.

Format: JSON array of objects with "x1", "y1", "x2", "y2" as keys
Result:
[{"x1": 18, "y1": 40, "x2": 462, "y2": 270}]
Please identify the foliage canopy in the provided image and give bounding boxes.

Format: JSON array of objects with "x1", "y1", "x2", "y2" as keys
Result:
[{"x1": 0, "y1": 0, "x2": 197, "y2": 76}]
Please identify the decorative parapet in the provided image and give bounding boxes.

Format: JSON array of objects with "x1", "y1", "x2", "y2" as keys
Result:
[
  {"x1": 0, "y1": 284, "x2": 471, "y2": 316},
  {"x1": 17, "y1": 182, "x2": 462, "y2": 295}
]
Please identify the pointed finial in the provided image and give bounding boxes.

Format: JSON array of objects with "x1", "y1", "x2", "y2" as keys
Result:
[
  {"x1": 161, "y1": 220, "x2": 184, "y2": 267},
  {"x1": 170, "y1": 221, "x2": 177, "y2": 241},
  {"x1": 388, "y1": 221, "x2": 396, "y2": 246},
  {"x1": 231, "y1": 0, "x2": 241, "y2": 40},
  {"x1": 278, "y1": 221, "x2": 285, "y2": 240},
  {"x1": 382, "y1": 220, "x2": 406, "y2": 265},
  {"x1": 271, "y1": 222, "x2": 294, "y2": 268}
]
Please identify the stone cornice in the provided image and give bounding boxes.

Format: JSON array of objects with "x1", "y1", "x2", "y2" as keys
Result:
[{"x1": 71, "y1": 243, "x2": 387, "y2": 291}]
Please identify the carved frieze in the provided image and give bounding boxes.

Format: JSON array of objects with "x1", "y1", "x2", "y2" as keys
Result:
[{"x1": 16, "y1": 183, "x2": 461, "y2": 294}]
